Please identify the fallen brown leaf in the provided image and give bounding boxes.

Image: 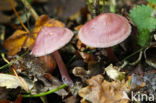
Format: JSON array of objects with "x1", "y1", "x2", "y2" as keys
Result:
[
  {"x1": 4, "y1": 30, "x2": 29, "y2": 56},
  {"x1": 78, "y1": 75, "x2": 130, "y2": 103},
  {"x1": 4, "y1": 15, "x2": 65, "y2": 56},
  {"x1": 78, "y1": 52, "x2": 96, "y2": 63}
]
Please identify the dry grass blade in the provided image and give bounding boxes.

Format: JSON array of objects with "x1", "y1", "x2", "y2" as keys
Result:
[
  {"x1": 12, "y1": 68, "x2": 29, "y2": 92},
  {"x1": 9, "y1": 0, "x2": 30, "y2": 32}
]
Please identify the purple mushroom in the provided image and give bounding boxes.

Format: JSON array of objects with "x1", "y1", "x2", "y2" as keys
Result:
[
  {"x1": 78, "y1": 13, "x2": 131, "y2": 61},
  {"x1": 31, "y1": 26, "x2": 74, "y2": 86}
]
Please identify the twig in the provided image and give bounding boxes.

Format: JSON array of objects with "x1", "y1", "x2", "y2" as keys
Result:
[
  {"x1": 121, "y1": 47, "x2": 145, "y2": 62},
  {"x1": 12, "y1": 68, "x2": 29, "y2": 92},
  {"x1": 118, "y1": 61, "x2": 128, "y2": 71},
  {"x1": 0, "y1": 26, "x2": 5, "y2": 43},
  {"x1": 128, "y1": 51, "x2": 143, "y2": 65},
  {"x1": 9, "y1": 0, "x2": 30, "y2": 32},
  {"x1": 118, "y1": 51, "x2": 143, "y2": 71},
  {"x1": 1, "y1": 53, "x2": 10, "y2": 64},
  {"x1": 20, "y1": 0, "x2": 39, "y2": 21}
]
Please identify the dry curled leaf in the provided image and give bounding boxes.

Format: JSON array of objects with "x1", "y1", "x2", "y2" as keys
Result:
[
  {"x1": 105, "y1": 64, "x2": 125, "y2": 80},
  {"x1": 77, "y1": 40, "x2": 87, "y2": 51},
  {"x1": 72, "y1": 67, "x2": 89, "y2": 82},
  {"x1": 78, "y1": 52, "x2": 96, "y2": 63},
  {"x1": 78, "y1": 75, "x2": 130, "y2": 103},
  {"x1": 74, "y1": 25, "x2": 83, "y2": 31},
  {"x1": 0, "y1": 73, "x2": 33, "y2": 90},
  {"x1": 77, "y1": 40, "x2": 95, "y2": 52},
  {"x1": 4, "y1": 30, "x2": 30, "y2": 56},
  {"x1": 72, "y1": 62, "x2": 104, "y2": 82},
  {"x1": 4, "y1": 15, "x2": 65, "y2": 56}
]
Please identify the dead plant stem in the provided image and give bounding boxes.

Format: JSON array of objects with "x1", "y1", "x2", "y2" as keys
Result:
[{"x1": 21, "y1": 0, "x2": 39, "y2": 20}]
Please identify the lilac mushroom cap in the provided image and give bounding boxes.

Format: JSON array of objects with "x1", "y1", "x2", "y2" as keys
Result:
[
  {"x1": 31, "y1": 26, "x2": 74, "y2": 57},
  {"x1": 78, "y1": 13, "x2": 131, "y2": 48}
]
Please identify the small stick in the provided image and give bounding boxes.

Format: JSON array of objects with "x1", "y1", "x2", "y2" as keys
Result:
[
  {"x1": 9, "y1": 0, "x2": 29, "y2": 32},
  {"x1": 20, "y1": 0, "x2": 39, "y2": 21}
]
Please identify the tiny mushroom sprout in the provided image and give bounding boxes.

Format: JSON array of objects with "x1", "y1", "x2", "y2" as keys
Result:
[
  {"x1": 31, "y1": 26, "x2": 74, "y2": 86},
  {"x1": 78, "y1": 13, "x2": 131, "y2": 61}
]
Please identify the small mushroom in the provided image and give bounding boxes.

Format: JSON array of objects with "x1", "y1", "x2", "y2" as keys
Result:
[
  {"x1": 78, "y1": 13, "x2": 131, "y2": 61},
  {"x1": 31, "y1": 26, "x2": 74, "y2": 86}
]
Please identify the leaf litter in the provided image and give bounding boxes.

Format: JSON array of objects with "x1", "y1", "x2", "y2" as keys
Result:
[
  {"x1": 1, "y1": 0, "x2": 156, "y2": 102},
  {"x1": 78, "y1": 74, "x2": 130, "y2": 103}
]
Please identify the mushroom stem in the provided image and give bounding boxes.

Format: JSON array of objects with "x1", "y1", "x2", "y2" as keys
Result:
[
  {"x1": 106, "y1": 47, "x2": 117, "y2": 62},
  {"x1": 52, "y1": 51, "x2": 73, "y2": 86}
]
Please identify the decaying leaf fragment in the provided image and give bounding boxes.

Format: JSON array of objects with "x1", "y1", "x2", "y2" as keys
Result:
[
  {"x1": 0, "y1": 73, "x2": 33, "y2": 90},
  {"x1": 72, "y1": 62, "x2": 104, "y2": 82},
  {"x1": 4, "y1": 30, "x2": 29, "y2": 56},
  {"x1": 11, "y1": 54, "x2": 67, "y2": 96},
  {"x1": 78, "y1": 75, "x2": 130, "y2": 103},
  {"x1": 4, "y1": 15, "x2": 65, "y2": 56},
  {"x1": 105, "y1": 64, "x2": 125, "y2": 80},
  {"x1": 72, "y1": 67, "x2": 89, "y2": 82},
  {"x1": 78, "y1": 52, "x2": 96, "y2": 63}
]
